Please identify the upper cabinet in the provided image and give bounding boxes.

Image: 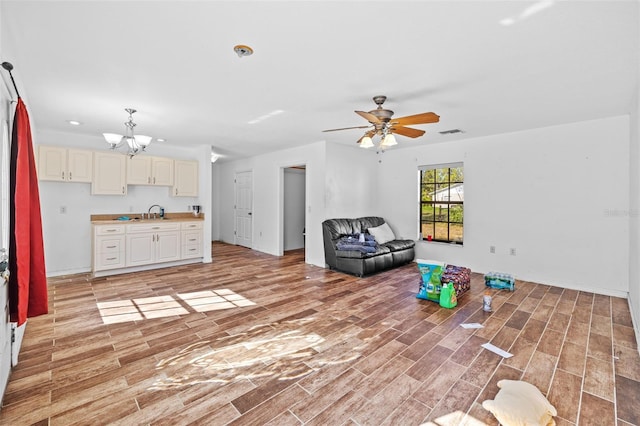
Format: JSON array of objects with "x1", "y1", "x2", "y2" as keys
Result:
[
  {"x1": 173, "y1": 160, "x2": 199, "y2": 197},
  {"x1": 38, "y1": 145, "x2": 92, "y2": 183},
  {"x1": 126, "y1": 156, "x2": 174, "y2": 186},
  {"x1": 92, "y1": 152, "x2": 127, "y2": 195},
  {"x1": 37, "y1": 144, "x2": 197, "y2": 197}
]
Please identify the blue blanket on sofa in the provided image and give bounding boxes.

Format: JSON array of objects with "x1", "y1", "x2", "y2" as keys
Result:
[{"x1": 336, "y1": 234, "x2": 377, "y2": 253}]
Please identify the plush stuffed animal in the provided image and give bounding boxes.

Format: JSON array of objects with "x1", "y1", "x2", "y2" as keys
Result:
[{"x1": 482, "y1": 380, "x2": 557, "y2": 426}]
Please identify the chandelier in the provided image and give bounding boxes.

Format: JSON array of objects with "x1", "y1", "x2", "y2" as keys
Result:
[{"x1": 103, "y1": 108, "x2": 152, "y2": 157}]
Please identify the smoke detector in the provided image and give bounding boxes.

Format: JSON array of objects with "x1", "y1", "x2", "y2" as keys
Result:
[{"x1": 233, "y1": 45, "x2": 254, "y2": 58}]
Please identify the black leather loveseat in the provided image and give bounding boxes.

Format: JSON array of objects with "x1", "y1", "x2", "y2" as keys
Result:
[{"x1": 322, "y1": 217, "x2": 415, "y2": 277}]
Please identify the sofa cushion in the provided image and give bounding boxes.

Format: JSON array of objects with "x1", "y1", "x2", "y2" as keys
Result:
[
  {"x1": 367, "y1": 222, "x2": 396, "y2": 244},
  {"x1": 382, "y1": 239, "x2": 416, "y2": 252},
  {"x1": 359, "y1": 216, "x2": 385, "y2": 232},
  {"x1": 323, "y1": 218, "x2": 362, "y2": 240}
]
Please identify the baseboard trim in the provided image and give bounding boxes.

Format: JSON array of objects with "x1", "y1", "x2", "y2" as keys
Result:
[{"x1": 627, "y1": 298, "x2": 640, "y2": 357}]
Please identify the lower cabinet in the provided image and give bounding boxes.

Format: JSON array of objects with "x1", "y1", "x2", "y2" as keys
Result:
[
  {"x1": 93, "y1": 224, "x2": 126, "y2": 271},
  {"x1": 125, "y1": 222, "x2": 181, "y2": 267},
  {"x1": 93, "y1": 220, "x2": 203, "y2": 274},
  {"x1": 181, "y1": 221, "x2": 203, "y2": 259}
]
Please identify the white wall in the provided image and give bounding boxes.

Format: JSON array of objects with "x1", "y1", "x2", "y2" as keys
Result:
[
  {"x1": 35, "y1": 130, "x2": 212, "y2": 275},
  {"x1": 283, "y1": 168, "x2": 305, "y2": 251},
  {"x1": 218, "y1": 141, "x2": 327, "y2": 266},
  {"x1": 211, "y1": 162, "x2": 220, "y2": 241},
  {"x1": 378, "y1": 115, "x2": 630, "y2": 297},
  {"x1": 324, "y1": 142, "x2": 378, "y2": 220},
  {"x1": 629, "y1": 29, "x2": 640, "y2": 347},
  {"x1": 217, "y1": 140, "x2": 383, "y2": 267},
  {"x1": 0, "y1": 0, "x2": 14, "y2": 399}
]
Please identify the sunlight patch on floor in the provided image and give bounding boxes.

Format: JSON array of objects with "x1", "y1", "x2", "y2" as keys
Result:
[
  {"x1": 150, "y1": 316, "x2": 350, "y2": 390},
  {"x1": 178, "y1": 289, "x2": 256, "y2": 312},
  {"x1": 97, "y1": 289, "x2": 255, "y2": 324}
]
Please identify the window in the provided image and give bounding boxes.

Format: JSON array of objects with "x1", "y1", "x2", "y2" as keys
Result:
[{"x1": 419, "y1": 163, "x2": 463, "y2": 244}]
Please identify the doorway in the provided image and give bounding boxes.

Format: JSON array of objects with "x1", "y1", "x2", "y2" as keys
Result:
[
  {"x1": 282, "y1": 165, "x2": 306, "y2": 255},
  {"x1": 234, "y1": 170, "x2": 252, "y2": 248}
]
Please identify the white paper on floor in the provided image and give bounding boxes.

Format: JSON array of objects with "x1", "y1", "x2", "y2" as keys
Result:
[
  {"x1": 481, "y1": 342, "x2": 513, "y2": 358},
  {"x1": 460, "y1": 323, "x2": 484, "y2": 329}
]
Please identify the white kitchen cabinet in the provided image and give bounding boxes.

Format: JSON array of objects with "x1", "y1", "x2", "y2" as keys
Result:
[
  {"x1": 38, "y1": 145, "x2": 92, "y2": 183},
  {"x1": 92, "y1": 219, "x2": 204, "y2": 276},
  {"x1": 152, "y1": 157, "x2": 174, "y2": 186},
  {"x1": 126, "y1": 156, "x2": 174, "y2": 186},
  {"x1": 93, "y1": 224, "x2": 126, "y2": 271},
  {"x1": 92, "y1": 152, "x2": 127, "y2": 195},
  {"x1": 126, "y1": 156, "x2": 152, "y2": 185},
  {"x1": 181, "y1": 221, "x2": 203, "y2": 259},
  {"x1": 125, "y1": 222, "x2": 181, "y2": 267},
  {"x1": 173, "y1": 160, "x2": 198, "y2": 197}
]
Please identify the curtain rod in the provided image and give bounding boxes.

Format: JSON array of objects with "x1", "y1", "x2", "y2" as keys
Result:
[{"x1": 1, "y1": 62, "x2": 21, "y2": 99}]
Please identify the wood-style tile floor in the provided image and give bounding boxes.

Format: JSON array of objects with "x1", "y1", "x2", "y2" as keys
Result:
[{"x1": 1, "y1": 242, "x2": 639, "y2": 425}]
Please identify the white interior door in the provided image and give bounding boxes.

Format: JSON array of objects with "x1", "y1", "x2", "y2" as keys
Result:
[{"x1": 235, "y1": 171, "x2": 252, "y2": 248}]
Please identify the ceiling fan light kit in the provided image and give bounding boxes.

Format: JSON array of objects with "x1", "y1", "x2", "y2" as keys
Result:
[
  {"x1": 103, "y1": 108, "x2": 152, "y2": 158},
  {"x1": 323, "y1": 95, "x2": 440, "y2": 151}
]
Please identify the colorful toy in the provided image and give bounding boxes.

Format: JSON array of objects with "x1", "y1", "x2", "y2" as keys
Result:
[{"x1": 484, "y1": 271, "x2": 515, "y2": 290}]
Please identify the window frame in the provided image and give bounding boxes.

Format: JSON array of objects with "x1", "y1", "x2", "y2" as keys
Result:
[{"x1": 419, "y1": 162, "x2": 464, "y2": 245}]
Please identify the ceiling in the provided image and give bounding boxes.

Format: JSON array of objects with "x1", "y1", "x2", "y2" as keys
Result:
[{"x1": 1, "y1": 1, "x2": 637, "y2": 162}]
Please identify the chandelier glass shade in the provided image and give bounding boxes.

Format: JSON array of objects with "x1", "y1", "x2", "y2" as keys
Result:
[
  {"x1": 360, "y1": 130, "x2": 397, "y2": 149},
  {"x1": 103, "y1": 108, "x2": 152, "y2": 157}
]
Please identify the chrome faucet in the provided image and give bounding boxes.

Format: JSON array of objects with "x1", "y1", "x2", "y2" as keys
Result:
[{"x1": 148, "y1": 204, "x2": 162, "y2": 219}]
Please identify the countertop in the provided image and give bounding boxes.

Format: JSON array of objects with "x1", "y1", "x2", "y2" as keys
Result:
[{"x1": 91, "y1": 212, "x2": 204, "y2": 224}]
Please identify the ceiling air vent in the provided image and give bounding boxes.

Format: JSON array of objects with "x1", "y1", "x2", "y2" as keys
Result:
[{"x1": 439, "y1": 129, "x2": 465, "y2": 135}]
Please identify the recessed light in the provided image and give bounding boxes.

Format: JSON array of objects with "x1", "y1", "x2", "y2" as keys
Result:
[
  {"x1": 67, "y1": 120, "x2": 82, "y2": 126},
  {"x1": 156, "y1": 138, "x2": 166, "y2": 142}
]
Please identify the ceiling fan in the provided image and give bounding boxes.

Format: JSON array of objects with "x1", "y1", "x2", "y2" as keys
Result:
[{"x1": 323, "y1": 95, "x2": 440, "y2": 149}]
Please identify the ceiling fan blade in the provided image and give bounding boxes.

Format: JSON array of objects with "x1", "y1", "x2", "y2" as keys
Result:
[
  {"x1": 355, "y1": 110, "x2": 381, "y2": 124},
  {"x1": 390, "y1": 112, "x2": 440, "y2": 126},
  {"x1": 390, "y1": 125, "x2": 426, "y2": 138},
  {"x1": 323, "y1": 125, "x2": 372, "y2": 132}
]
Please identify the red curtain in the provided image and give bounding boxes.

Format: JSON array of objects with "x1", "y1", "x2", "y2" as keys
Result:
[{"x1": 8, "y1": 98, "x2": 48, "y2": 325}]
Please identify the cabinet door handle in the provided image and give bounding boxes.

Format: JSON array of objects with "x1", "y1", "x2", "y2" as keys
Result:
[
  {"x1": 153, "y1": 177, "x2": 156, "y2": 184},
  {"x1": 62, "y1": 171, "x2": 65, "y2": 180},
  {"x1": 107, "y1": 257, "x2": 116, "y2": 261},
  {"x1": 106, "y1": 245, "x2": 116, "y2": 248},
  {"x1": 175, "y1": 188, "x2": 178, "y2": 195},
  {"x1": 152, "y1": 227, "x2": 160, "y2": 230},
  {"x1": 122, "y1": 186, "x2": 125, "y2": 194},
  {"x1": 156, "y1": 234, "x2": 160, "y2": 241},
  {"x1": 189, "y1": 238, "x2": 196, "y2": 242},
  {"x1": 189, "y1": 248, "x2": 196, "y2": 252},
  {"x1": 152, "y1": 234, "x2": 155, "y2": 242},
  {"x1": 106, "y1": 229, "x2": 117, "y2": 232}
]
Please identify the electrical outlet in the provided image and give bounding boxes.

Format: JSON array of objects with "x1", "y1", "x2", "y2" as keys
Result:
[
  {"x1": 510, "y1": 248, "x2": 517, "y2": 256},
  {"x1": 60, "y1": 206, "x2": 66, "y2": 214},
  {"x1": 489, "y1": 246, "x2": 495, "y2": 254}
]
